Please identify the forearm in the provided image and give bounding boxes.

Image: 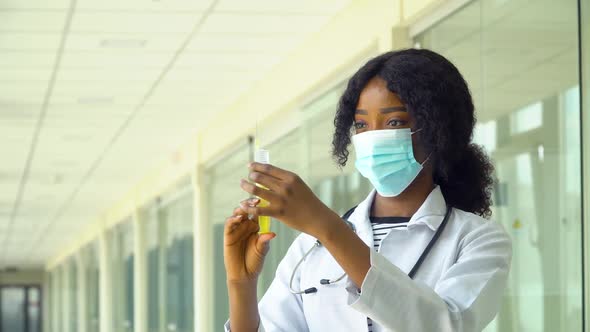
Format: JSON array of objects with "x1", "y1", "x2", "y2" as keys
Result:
[
  {"x1": 227, "y1": 280, "x2": 260, "y2": 332},
  {"x1": 316, "y1": 212, "x2": 371, "y2": 288}
]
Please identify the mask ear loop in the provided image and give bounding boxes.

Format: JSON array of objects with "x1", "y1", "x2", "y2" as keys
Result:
[
  {"x1": 410, "y1": 128, "x2": 430, "y2": 166},
  {"x1": 410, "y1": 128, "x2": 423, "y2": 135},
  {"x1": 420, "y1": 153, "x2": 432, "y2": 166}
]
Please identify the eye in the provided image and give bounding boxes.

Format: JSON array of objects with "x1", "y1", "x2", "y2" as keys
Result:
[
  {"x1": 387, "y1": 119, "x2": 407, "y2": 127},
  {"x1": 354, "y1": 121, "x2": 367, "y2": 130}
]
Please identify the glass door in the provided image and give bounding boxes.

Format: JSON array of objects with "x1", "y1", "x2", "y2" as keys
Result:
[{"x1": 0, "y1": 286, "x2": 42, "y2": 332}]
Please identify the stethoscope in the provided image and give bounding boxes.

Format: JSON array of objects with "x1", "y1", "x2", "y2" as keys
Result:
[{"x1": 289, "y1": 204, "x2": 452, "y2": 295}]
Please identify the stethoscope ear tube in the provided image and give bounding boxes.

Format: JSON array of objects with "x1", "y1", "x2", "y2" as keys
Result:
[{"x1": 288, "y1": 209, "x2": 358, "y2": 295}]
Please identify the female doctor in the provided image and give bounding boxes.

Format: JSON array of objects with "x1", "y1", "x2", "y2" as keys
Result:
[{"x1": 223, "y1": 49, "x2": 512, "y2": 332}]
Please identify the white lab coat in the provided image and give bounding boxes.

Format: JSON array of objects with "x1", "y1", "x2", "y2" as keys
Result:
[{"x1": 225, "y1": 186, "x2": 512, "y2": 331}]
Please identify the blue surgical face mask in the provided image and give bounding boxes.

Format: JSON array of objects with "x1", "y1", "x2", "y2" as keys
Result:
[{"x1": 352, "y1": 128, "x2": 427, "y2": 197}]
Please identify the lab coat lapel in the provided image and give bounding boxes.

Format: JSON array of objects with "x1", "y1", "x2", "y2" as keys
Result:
[{"x1": 347, "y1": 189, "x2": 376, "y2": 248}]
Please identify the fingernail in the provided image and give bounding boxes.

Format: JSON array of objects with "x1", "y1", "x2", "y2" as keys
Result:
[
  {"x1": 249, "y1": 197, "x2": 259, "y2": 203},
  {"x1": 235, "y1": 215, "x2": 242, "y2": 220}
]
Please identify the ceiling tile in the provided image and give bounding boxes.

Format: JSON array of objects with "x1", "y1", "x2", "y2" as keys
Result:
[
  {"x1": 60, "y1": 51, "x2": 173, "y2": 67},
  {"x1": 186, "y1": 32, "x2": 305, "y2": 53},
  {"x1": 0, "y1": 0, "x2": 70, "y2": 10},
  {"x1": 0, "y1": 33, "x2": 61, "y2": 51},
  {"x1": 76, "y1": 0, "x2": 214, "y2": 12},
  {"x1": 200, "y1": 13, "x2": 331, "y2": 34},
  {"x1": 70, "y1": 12, "x2": 201, "y2": 33},
  {"x1": 0, "y1": 11, "x2": 68, "y2": 32},
  {"x1": 215, "y1": 0, "x2": 351, "y2": 14}
]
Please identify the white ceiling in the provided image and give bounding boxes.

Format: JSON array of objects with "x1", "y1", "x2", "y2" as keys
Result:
[{"x1": 0, "y1": 0, "x2": 352, "y2": 268}]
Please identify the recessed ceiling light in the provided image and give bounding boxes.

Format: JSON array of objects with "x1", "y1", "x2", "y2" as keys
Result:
[{"x1": 100, "y1": 39, "x2": 147, "y2": 48}]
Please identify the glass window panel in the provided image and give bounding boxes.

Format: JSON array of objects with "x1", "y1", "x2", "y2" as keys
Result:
[
  {"x1": 111, "y1": 220, "x2": 134, "y2": 332},
  {"x1": 146, "y1": 184, "x2": 194, "y2": 332},
  {"x1": 163, "y1": 192, "x2": 194, "y2": 332},
  {"x1": 82, "y1": 241, "x2": 100, "y2": 332},
  {"x1": 414, "y1": 0, "x2": 582, "y2": 331},
  {"x1": 146, "y1": 204, "x2": 161, "y2": 332},
  {"x1": 1, "y1": 287, "x2": 26, "y2": 332},
  {"x1": 51, "y1": 269, "x2": 61, "y2": 332},
  {"x1": 68, "y1": 259, "x2": 78, "y2": 332},
  {"x1": 510, "y1": 102, "x2": 543, "y2": 135},
  {"x1": 207, "y1": 145, "x2": 251, "y2": 330},
  {"x1": 582, "y1": 0, "x2": 590, "y2": 326},
  {"x1": 27, "y1": 287, "x2": 41, "y2": 332}
]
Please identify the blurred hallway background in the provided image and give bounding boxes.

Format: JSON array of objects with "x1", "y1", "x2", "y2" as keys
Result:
[{"x1": 0, "y1": 0, "x2": 589, "y2": 331}]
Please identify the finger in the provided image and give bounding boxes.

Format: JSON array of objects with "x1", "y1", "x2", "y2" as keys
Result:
[
  {"x1": 240, "y1": 179, "x2": 282, "y2": 204},
  {"x1": 233, "y1": 206, "x2": 246, "y2": 217},
  {"x1": 233, "y1": 206, "x2": 261, "y2": 234},
  {"x1": 239, "y1": 202, "x2": 276, "y2": 218},
  {"x1": 256, "y1": 232, "x2": 277, "y2": 255},
  {"x1": 225, "y1": 216, "x2": 257, "y2": 243},
  {"x1": 248, "y1": 171, "x2": 283, "y2": 193},
  {"x1": 224, "y1": 215, "x2": 244, "y2": 236},
  {"x1": 237, "y1": 198, "x2": 260, "y2": 210},
  {"x1": 248, "y1": 162, "x2": 294, "y2": 181}
]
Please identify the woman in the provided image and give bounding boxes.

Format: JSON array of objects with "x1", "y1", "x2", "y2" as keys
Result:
[{"x1": 223, "y1": 49, "x2": 512, "y2": 332}]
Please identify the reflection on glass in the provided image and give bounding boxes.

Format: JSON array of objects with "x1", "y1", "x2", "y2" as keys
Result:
[
  {"x1": 510, "y1": 102, "x2": 542, "y2": 135},
  {"x1": 415, "y1": 0, "x2": 582, "y2": 330}
]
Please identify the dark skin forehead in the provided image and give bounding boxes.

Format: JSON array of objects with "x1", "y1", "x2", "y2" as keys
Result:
[
  {"x1": 356, "y1": 77, "x2": 406, "y2": 113},
  {"x1": 354, "y1": 76, "x2": 414, "y2": 129}
]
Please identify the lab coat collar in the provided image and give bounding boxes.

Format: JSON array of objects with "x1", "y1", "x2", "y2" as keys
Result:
[
  {"x1": 407, "y1": 185, "x2": 448, "y2": 231},
  {"x1": 348, "y1": 185, "x2": 448, "y2": 237}
]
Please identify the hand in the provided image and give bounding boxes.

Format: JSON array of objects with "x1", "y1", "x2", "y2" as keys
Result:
[
  {"x1": 223, "y1": 198, "x2": 277, "y2": 283},
  {"x1": 239, "y1": 162, "x2": 340, "y2": 239}
]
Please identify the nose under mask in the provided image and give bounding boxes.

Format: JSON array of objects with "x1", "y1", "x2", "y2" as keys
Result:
[{"x1": 352, "y1": 128, "x2": 427, "y2": 197}]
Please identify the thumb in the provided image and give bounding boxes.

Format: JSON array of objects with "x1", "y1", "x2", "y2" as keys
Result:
[{"x1": 256, "y1": 232, "x2": 277, "y2": 255}]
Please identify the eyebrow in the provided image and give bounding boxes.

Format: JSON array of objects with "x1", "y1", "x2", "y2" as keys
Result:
[{"x1": 355, "y1": 106, "x2": 407, "y2": 114}]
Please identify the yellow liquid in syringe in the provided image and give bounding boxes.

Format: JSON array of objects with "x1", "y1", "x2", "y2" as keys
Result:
[
  {"x1": 257, "y1": 193, "x2": 271, "y2": 234},
  {"x1": 254, "y1": 148, "x2": 271, "y2": 234}
]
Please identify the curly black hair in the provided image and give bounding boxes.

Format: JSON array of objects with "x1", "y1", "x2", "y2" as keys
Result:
[{"x1": 332, "y1": 48, "x2": 495, "y2": 218}]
